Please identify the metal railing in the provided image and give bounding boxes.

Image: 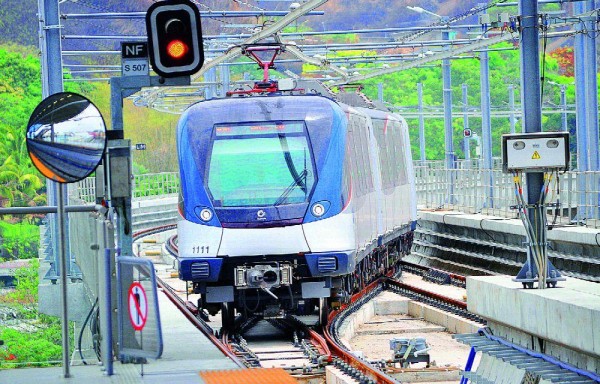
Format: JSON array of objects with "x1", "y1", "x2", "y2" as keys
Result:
[
  {"x1": 70, "y1": 163, "x2": 600, "y2": 228},
  {"x1": 71, "y1": 172, "x2": 180, "y2": 203},
  {"x1": 415, "y1": 159, "x2": 600, "y2": 228}
]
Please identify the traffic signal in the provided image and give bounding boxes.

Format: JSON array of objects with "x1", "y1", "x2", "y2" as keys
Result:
[
  {"x1": 146, "y1": 0, "x2": 204, "y2": 78},
  {"x1": 463, "y1": 128, "x2": 472, "y2": 138}
]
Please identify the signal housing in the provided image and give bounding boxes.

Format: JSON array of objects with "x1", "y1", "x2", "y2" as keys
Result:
[{"x1": 146, "y1": 0, "x2": 204, "y2": 78}]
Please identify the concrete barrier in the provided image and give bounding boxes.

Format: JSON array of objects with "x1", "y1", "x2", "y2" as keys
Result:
[{"x1": 467, "y1": 275, "x2": 600, "y2": 374}]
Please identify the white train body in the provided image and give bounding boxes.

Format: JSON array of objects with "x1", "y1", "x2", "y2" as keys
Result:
[{"x1": 176, "y1": 94, "x2": 416, "y2": 313}]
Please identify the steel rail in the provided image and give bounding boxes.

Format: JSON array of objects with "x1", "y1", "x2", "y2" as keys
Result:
[{"x1": 324, "y1": 277, "x2": 399, "y2": 384}]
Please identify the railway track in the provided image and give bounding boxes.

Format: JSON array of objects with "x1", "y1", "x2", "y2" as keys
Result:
[{"x1": 137, "y1": 226, "x2": 484, "y2": 384}]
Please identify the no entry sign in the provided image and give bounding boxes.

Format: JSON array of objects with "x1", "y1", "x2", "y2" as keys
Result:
[
  {"x1": 128, "y1": 282, "x2": 148, "y2": 331},
  {"x1": 118, "y1": 257, "x2": 162, "y2": 359}
]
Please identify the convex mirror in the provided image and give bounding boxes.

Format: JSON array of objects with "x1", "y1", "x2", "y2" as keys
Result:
[{"x1": 26, "y1": 92, "x2": 107, "y2": 183}]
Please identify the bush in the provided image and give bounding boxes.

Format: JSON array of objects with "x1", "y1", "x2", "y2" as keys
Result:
[
  {"x1": 0, "y1": 222, "x2": 39, "y2": 261},
  {"x1": 0, "y1": 326, "x2": 62, "y2": 368},
  {"x1": 0, "y1": 259, "x2": 68, "y2": 369}
]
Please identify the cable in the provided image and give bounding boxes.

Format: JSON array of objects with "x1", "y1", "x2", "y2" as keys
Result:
[
  {"x1": 287, "y1": 284, "x2": 294, "y2": 310},
  {"x1": 89, "y1": 302, "x2": 101, "y2": 361},
  {"x1": 479, "y1": 219, "x2": 495, "y2": 242},
  {"x1": 78, "y1": 297, "x2": 99, "y2": 365},
  {"x1": 550, "y1": 171, "x2": 560, "y2": 228},
  {"x1": 540, "y1": 15, "x2": 549, "y2": 106}
]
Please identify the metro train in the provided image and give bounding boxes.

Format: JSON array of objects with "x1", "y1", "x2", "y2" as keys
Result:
[{"x1": 176, "y1": 84, "x2": 417, "y2": 325}]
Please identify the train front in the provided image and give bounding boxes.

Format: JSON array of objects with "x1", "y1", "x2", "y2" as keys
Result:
[{"x1": 176, "y1": 95, "x2": 352, "y2": 319}]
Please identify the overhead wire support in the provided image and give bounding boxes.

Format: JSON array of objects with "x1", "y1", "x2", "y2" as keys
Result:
[
  {"x1": 61, "y1": 10, "x2": 325, "y2": 19},
  {"x1": 397, "y1": 0, "x2": 510, "y2": 43},
  {"x1": 141, "y1": 0, "x2": 328, "y2": 108},
  {"x1": 330, "y1": 22, "x2": 578, "y2": 86},
  {"x1": 62, "y1": 25, "x2": 485, "y2": 42}
]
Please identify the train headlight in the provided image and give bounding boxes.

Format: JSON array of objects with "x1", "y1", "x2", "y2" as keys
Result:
[
  {"x1": 311, "y1": 203, "x2": 326, "y2": 217},
  {"x1": 199, "y1": 208, "x2": 213, "y2": 222}
]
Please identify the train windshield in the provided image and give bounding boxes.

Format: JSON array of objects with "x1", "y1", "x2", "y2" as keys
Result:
[{"x1": 207, "y1": 121, "x2": 315, "y2": 207}]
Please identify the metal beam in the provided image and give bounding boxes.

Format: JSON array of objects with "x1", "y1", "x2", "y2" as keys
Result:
[
  {"x1": 285, "y1": 44, "x2": 348, "y2": 79},
  {"x1": 62, "y1": 10, "x2": 324, "y2": 19}
]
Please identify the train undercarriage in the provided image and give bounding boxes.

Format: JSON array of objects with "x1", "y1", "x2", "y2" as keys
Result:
[{"x1": 191, "y1": 231, "x2": 414, "y2": 328}]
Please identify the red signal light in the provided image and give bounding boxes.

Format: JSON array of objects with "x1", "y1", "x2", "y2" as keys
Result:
[
  {"x1": 146, "y1": 0, "x2": 204, "y2": 78},
  {"x1": 167, "y1": 40, "x2": 188, "y2": 59}
]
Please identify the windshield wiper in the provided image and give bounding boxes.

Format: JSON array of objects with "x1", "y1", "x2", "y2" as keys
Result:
[
  {"x1": 278, "y1": 133, "x2": 307, "y2": 193},
  {"x1": 274, "y1": 169, "x2": 309, "y2": 206}
]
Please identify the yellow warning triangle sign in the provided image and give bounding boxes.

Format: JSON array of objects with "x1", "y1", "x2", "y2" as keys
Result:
[{"x1": 532, "y1": 151, "x2": 541, "y2": 160}]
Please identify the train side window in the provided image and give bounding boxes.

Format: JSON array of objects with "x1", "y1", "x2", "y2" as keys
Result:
[
  {"x1": 391, "y1": 121, "x2": 407, "y2": 186},
  {"x1": 376, "y1": 119, "x2": 392, "y2": 189},
  {"x1": 355, "y1": 116, "x2": 367, "y2": 196},
  {"x1": 342, "y1": 144, "x2": 352, "y2": 207},
  {"x1": 347, "y1": 116, "x2": 362, "y2": 197},
  {"x1": 356, "y1": 117, "x2": 371, "y2": 193}
]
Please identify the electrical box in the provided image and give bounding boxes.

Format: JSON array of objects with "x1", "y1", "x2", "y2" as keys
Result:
[
  {"x1": 502, "y1": 132, "x2": 570, "y2": 173},
  {"x1": 106, "y1": 139, "x2": 132, "y2": 199}
]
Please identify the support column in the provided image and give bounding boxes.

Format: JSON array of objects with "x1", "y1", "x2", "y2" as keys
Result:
[
  {"x1": 418, "y1": 82, "x2": 426, "y2": 163},
  {"x1": 204, "y1": 67, "x2": 217, "y2": 99},
  {"x1": 39, "y1": 0, "x2": 69, "y2": 377},
  {"x1": 219, "y1": 65, "x2": 231, "y2": 97},
  {"x1": 480, "y1": 38, "x2": 494, "y2": 208},
  {"x1": 574, "y1": 1, "x2": 589, "y2": 219},
  {"x1": 583, "y1": 0, "x2": 599, "y2": 219},
  {"x1": 462, "y1": 83, "x2": 470, "y2": 161},
  {"x1": 442, "y1": 30, "x2": 455, "y2": 203},
  {"x1": 515, "y1": 0, "x2": 561, "y2": 288},
  {"x1": 559, "y1": 85, "x2": 567, "y2": 132},
  {"x1": 508, "y1": 84, "x2": 517, "y2": 134}
]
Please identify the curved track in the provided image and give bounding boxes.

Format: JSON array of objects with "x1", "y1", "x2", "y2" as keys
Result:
[{"x1": 140, "y1": 226, "x2": 484, "y2": 383}]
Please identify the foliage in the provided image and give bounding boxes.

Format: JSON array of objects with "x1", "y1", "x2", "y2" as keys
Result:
[
  {"x1": 0, "y1": 45, "x2": 97, "y2": 211},
  {"x1": 352, "y1": 43, "x2": 580, "y2": 161},
  {"x1": 0, "y1": 46, "x2": 45, "y2": 209},
  {"x1": 0, "y1": 259, "x2": 68, "y2": 369},
  {"x1": 134, "y1": 173, "x2": 179, "y2": 198},
  {"x1": 0, "y1": 222, "x2": 39, "y2": 261},
  {"x1": 0, "y1": 326, "x2": 63, "y2": 368},
  {"x1": 1, "y1": 259, "x2": 39, "y2": 306},
  {"x1": 550, "y1": 47, "x2": 575, "y2": 77}
]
